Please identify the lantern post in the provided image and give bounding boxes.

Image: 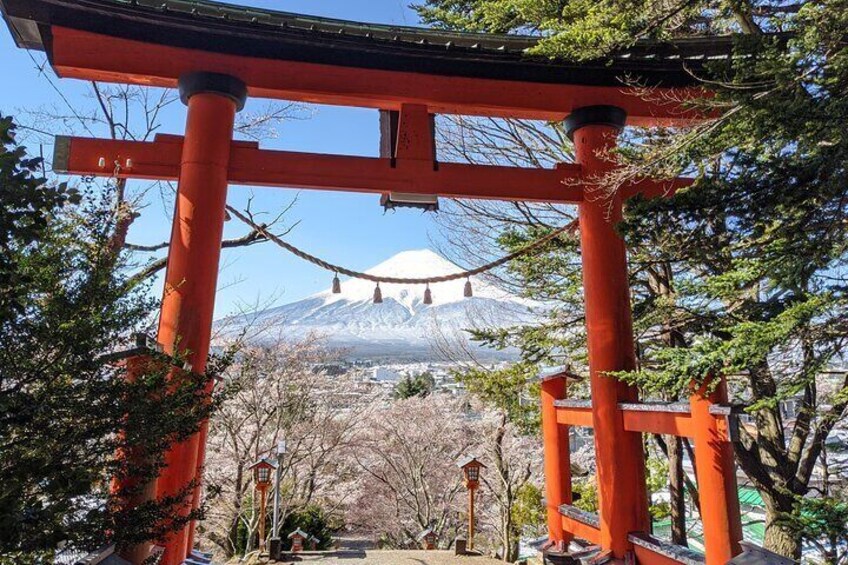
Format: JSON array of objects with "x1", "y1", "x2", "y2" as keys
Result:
[
  {"x1": 272, "y1": 440, "x2": 286, "y2": 539},
  {"x1": 249, "y1": 458, "x2": 278, "y2": 552},
  {"x1": 458, "y1": 456, "x2": 486, "y2": 551}
]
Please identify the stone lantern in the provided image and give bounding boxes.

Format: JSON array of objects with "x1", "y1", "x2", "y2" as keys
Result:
[
  {"x1": 287, "y1": 528, "x2": 310, "y2": 553},
  {"x1": 417, "y1": 528, "x2": 437, "y2": 550}
]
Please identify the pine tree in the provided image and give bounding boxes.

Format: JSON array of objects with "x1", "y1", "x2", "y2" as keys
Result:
[
  {"x1": 0, "y1": 114, "x2": 230, "y2": 562},
  {"x1": 418, "y1": 0, "x2": 848, "y2": 558},
  {"x1": 393, "y1": 372, "x2": 436, "y2": 399}
]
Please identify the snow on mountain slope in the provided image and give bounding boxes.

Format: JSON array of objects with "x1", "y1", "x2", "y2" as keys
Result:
[{"x1": 216, "y1": 250, "x2": 542, "y2": 361}]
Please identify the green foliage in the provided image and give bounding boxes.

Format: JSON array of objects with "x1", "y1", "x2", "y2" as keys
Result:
[
  {"x1": 0, "y1": 114, "x2": 230, "y2": 560},
  {"x1": 393, "y1": 371, "x2": 436, "y2": 399},
  {"x1": 468, "y1": 227, "x2": 586, "y2": 368},
  {"x1": 780, "y1": 495, "x2": 848, "y2": 564},
  {"x1": 414, "y1": 0, "x2": 563, "y2": 34},
  {"x1": 571, "y1": 478, "x2": 598, "y2": 514},
  {"x1": 233, "y1": 498, "x2": 251, "y2": 557},
  {"x1": 510, "y1": 483, "x2": 546, "y2": 532},
  {"x1": 415, "y1": 0, "x2": 722, "y2": 59},
  {"x1": 453, "y1": 362, "x2": 540, "y2": 434},
  {"x1": 0, "y1": 114, "x2": 80, "y2": 319},
  {"x1": 645, "y1": 457, "x2": 672, "y2": 521},
  {"x1": 230, "y1": 495, "x2": 340, "y2": 556}
]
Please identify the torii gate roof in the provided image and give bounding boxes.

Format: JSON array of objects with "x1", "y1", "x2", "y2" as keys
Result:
[
  {"x1": 0, "y1": 0, "x2": 744, "y2": 124},
  {"x1": 3, "y1": 0, "x2": 734, "y2": 87}
]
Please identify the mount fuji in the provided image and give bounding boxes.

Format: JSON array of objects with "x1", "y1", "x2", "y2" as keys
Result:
[{"x1": 215, "y1": 249, "x2": 541, "y2": 361}]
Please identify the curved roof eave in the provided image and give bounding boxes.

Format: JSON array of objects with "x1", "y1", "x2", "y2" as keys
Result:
[{"x1": 1, "y1": 0, "x2": 743, "y2": 88}]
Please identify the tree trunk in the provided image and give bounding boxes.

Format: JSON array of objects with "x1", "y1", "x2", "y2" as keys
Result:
[
  {"x1": 647, "y1": 265, "x2": 691, "y2": 547},
  {"x1": 501, "y1": 527, "x2": 512, "y2": 562},
  {"x1": 504, "y1": 536, "x2": 519, "y2": 562},
  {"x1": 764, "y1": 519, "x2": 800, "y2": 560},
  {"x1": 227, "y1": 464, "x2": 244, "y2": 556},
  {"x1": 763, "y1": 495, "x2": 801, "y2": 560},
  {"x1": 668, "y1": 435, "x2": 688, "y2": 546}
]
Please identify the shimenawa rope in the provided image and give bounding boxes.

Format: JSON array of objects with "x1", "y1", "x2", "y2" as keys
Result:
[{"x1": 227, "y1": 205, "x2": 577, "y2": 285}]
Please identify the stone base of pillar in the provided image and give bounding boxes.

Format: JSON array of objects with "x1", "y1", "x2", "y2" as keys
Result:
[
  {"x1": 542, "y1": 549, "x2": 582, "y2": 565},
  {"x1": 543, "y1": 543, "x2": 615, "y2": 565}
]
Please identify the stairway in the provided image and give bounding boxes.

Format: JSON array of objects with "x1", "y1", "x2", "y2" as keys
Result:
[{"x1": 182, "y1": 550, "x2": 215, "y2": 565}]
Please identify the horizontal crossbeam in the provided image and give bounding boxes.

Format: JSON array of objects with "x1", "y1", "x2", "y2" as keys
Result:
[
  {"x1": 53, "y1": 135, "x2": 689, "y2": 203},
  {"x1": 554, "y1": 399, "x2": 594, "y2": 427},
  {"x1": 50, "y1": 26, "x2": 710, "y2": 125},
  {"x1": 621, "y1": 402, "x2": 697, "y2": 438},
  {"x1": 552, "y1": 399, "x2": 731, "y2": 441},
  {"x1": 559, "y1": 504, "x2": 602, "y2": 545}
]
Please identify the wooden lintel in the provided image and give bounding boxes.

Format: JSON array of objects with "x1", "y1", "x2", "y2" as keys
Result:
[
  {"x1": 54, "y1": 134, "x2": 586, "y2": 203},
  {"x1": 50, "y1": 26, "x2": 711, "y2": 125},
  {"x1": 551, "y1": 401, "x2": 731, "y2": 441},
  {"x1": 554, "y1": 403, "x2": 594, "y2": 428},
  {"x1": 53, "y1": 134, "x2": 691, "y2": 204},
  {"x1": 622, "y1": 408, "x2": 696, "y2": 438},
  {"x1": 561, "y1": 515, "x2": 602, "y2": 545}
]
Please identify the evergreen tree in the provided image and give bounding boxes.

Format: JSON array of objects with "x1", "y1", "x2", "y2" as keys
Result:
[
  {"x1": 418, "y1": 0, "x2": 848, "y2": 558},
  {"x1": 0, "y1": 114, "x2": 230, "y2": 562},
  {"x1": 393, "y1": 372, "x2": 436, "y2": 399}
]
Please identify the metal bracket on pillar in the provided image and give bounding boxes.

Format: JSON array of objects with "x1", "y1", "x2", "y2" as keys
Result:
[
  {"x1": 564, "y1": 105, "x2": 627, "y2": 140},
  {"x1": 178, "y1": 71, "x2": 248, "y2": 111}
]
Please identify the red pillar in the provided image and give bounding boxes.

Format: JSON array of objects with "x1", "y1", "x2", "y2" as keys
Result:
[
  {"x1": 690, "y1": 378, "x2": 743, "y2": 564},
  {"x1": 112, "y1": 355, "x2": 158, "y2": 564},
  {"x1": 541, "y1": 374, "x2": 573, "y2": 551},
  {"x1": 570, "y1": 106, "x2": 650, "y2": 558},
  {"x1": 154, "y1": 72, "x2": 246, "y2": 565}
]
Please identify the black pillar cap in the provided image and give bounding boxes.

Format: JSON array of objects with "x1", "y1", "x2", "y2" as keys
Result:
[
  {"x1": 178, "y1": 72, "x2": 248, "y2": 111},
  {"x1": 564, "y1": 105, "x2": 627, "y2": 140}
]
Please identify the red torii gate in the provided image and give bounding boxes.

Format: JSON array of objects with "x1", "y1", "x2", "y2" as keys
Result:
[{"x1": 1, "y1": 1, "x2": 742, "y2": 564}]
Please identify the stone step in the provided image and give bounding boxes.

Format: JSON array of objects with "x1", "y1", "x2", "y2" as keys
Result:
[
  {"x1": 543, "y1": 544, "x2": 607, "y2": 565},
  {"x1": 189, "y1": 549, "x2": 213, "y2": 562}
]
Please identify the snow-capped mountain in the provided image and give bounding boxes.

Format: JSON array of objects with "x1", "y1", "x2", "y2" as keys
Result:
[{"x1": 215, "y1": 249, "x2": 541, "y2": 361}]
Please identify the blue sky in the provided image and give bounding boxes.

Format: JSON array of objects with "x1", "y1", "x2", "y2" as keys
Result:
[{"x1": 1, "y1": 0, "x2": 445, "y2": 318}]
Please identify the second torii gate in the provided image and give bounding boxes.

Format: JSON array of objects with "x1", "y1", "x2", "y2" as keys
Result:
[{"x1": 1, "y1": 1, "x2": 745, "y2": 564}]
